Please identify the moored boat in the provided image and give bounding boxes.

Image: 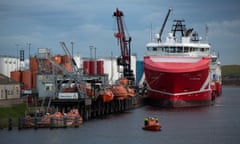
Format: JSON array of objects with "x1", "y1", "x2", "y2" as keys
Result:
[
  {"x1": 210, "y1": 52, "x2": 222, "y2": 97},
  {"x1": 144, "y1": 9, "x2": 220, "y2": 107}
]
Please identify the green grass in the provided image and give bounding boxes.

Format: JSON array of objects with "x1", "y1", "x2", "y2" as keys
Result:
[
  {"x1": 0, "y1": 104, "x2": 27, "y2": 128},
  {"x1": 0, "y1": 104, "x2": 26, "y2": 118},
  {"x1": 221, "y1": 65, "x2": 240, "y2": 76}
]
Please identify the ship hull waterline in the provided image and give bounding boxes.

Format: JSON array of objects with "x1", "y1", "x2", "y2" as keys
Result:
[{"x1": 144, "y1": 56, "x2": 213, "y2": 107}]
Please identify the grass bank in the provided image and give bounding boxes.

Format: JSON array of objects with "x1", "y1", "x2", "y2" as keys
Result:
[
  {"x1": 0, "y1": 104, "x2": 26, "y2": 128},
  {"x1": 222, "y1": 65, "x2": 240, "y2": 86}
]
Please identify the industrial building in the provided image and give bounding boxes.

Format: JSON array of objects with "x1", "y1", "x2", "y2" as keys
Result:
[{"x1": 0, "y1": 73, "x2": 21, "y2": 101}]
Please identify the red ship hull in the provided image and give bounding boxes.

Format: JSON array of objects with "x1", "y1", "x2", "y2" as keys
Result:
[{"x1": 144, "y1": 56, "x2": 213, "y2": 107}]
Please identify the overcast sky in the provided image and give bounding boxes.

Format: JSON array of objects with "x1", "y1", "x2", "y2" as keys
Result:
[{"x1": 0, "y1": 0, "x2": 239, "y2": 65}]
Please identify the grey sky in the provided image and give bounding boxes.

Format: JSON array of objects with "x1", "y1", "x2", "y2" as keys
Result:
[{"x1": 0, "y1": 0, "x2": 240, "y2": 65}]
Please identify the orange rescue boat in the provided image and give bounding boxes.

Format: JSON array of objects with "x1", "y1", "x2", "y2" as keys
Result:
[{"x1": 142, "y1": 117, "x2": 162, "y2": 131}]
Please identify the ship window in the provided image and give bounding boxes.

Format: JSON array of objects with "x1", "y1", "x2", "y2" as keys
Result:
[
  {"x1": 212, "y1": 57, "x2": 217, "y2": 62},
  {"x1": 169, "y1": 47, "x2": 175, "y2": 53},
  {"x1": 176, "y1": 47, "x2": 183, "y2": 53},
  {"x1": 184, "y1": 47, "x2": 188, "y2": 52}
]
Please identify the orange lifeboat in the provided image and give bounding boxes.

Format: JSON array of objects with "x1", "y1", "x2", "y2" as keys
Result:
[
  {"x1": 119, "y1": 77, "x2": 129, "y2": 86},
  {"x1": 142, "y1": 117, "x2": 162, "y2": 131},
  {"x1": 66, "y1": 109, "x2": 83, "y2": 126},
  {"x1": 111, "y1": 85, "x2": 128, "y2": 100},
  {"x1": 127, "y1": 87, "x2": 135, "y2": 97},
  {"x1": 99, "y1": 88, "x2": 114, "y2": 102}
]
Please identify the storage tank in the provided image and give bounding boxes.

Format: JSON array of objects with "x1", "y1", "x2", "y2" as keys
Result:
[
  {"x1": 30, "y1": 57, "x2": 38, "y2": 71},
  {"x1": 97, "y1": 60, "x2": 104, "y2": 74},
  {"x1": 32, "y1": 71, "x2": 37, "y2": 89},
  {"x1": 61, "y1": 55, "x2": 70, "y2": 64},
  {"x1": 83, "y1": 60, "x2": 90, "y2": 74},
  {"x1": 10, "y1": 71, "x2": 21, "y2": 82},
  {"x1": 103, "y1": 57, "x2": 121, "y2": 84},
  {"x1": 64, "y1": 63, "x2": 72, "y2": 73},
  {"x1": 22, "y1": 70, "x2": 32, "y2": 89},
  {"x1": 89, "y1": 60, "x2": 95, "y2": 75},
  {"x1": 0, "y1": 56, "x2": 20, "y2": 77}
]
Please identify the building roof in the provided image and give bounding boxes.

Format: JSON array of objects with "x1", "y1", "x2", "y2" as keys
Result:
[{"x1": 0, "y1": 73, "x2": 19, "y2": 84}]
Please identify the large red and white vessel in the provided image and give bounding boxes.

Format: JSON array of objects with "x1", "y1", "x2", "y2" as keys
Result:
[{"x1": 144, "y1": 10, "x2": 220, "y2": 107}]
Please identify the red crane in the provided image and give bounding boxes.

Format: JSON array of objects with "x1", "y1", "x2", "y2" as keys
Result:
[{"x1": 113, "y1": 8, "x2": 134, "y2": 82}]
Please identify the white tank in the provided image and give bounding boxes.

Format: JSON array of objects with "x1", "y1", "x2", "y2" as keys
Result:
[
  {"x1": 0, "y1": 56, "x2": 20, "y2": 77},
  {"x1": 102, "y1": 57, "x2": 121, "y2": 84}
]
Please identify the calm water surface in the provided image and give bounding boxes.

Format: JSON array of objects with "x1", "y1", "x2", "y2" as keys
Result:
[{"x1": 1, "y1": 86, "x2": 240, "y2": 144}]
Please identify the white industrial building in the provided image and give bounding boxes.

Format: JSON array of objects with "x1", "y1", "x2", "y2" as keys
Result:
[{"x1": 0, "y1": 56, "x2": 20, "y2": 77}]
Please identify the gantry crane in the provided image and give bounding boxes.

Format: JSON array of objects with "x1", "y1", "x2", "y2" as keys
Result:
[{"x1": 113, "y1": 8, "x2": 134, "y2": 82}]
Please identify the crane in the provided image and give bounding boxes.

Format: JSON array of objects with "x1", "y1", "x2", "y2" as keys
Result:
[
  {"x1": 158, "y1": 8, "x2": 172, "y2": 42},
  {"x1": 113, "y1": 8, "x2": 134, "y2": 82}
]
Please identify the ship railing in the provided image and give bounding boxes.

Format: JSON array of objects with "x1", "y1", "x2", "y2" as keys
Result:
[{"x1": 146, "y1": 51, "x2": 209, "y2": 57}]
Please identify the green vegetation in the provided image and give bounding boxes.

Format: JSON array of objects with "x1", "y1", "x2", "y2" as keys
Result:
[
  {"x1": 0, "y1": 104, "x2": 26, "y2": 128},
  {"x1": 222, "y1": 65, "x2": 240, "y2": 76},
  {"x1": 222, "y1": 65, "x2": 240, "y2": 86},
  {"x1": 0, "y1": 104, "x2": 26, "y2": 118}
]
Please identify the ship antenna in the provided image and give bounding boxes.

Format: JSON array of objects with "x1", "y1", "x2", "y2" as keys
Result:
[
  {"x1": 150, "y1": 23, "x2": 152, "y2": 41},
  {"x1": 206, "y1": 24, "x2": 208, "y2": 42}
]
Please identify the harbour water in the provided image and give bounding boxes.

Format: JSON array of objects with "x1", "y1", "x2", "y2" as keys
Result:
[{"x1": 1, "y1": 86, "x2": 240, "y2": 144}]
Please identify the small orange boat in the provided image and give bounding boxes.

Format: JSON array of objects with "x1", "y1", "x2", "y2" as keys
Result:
[{"x1": 142, "y1": 117, "x2": 162, "y2": 131}]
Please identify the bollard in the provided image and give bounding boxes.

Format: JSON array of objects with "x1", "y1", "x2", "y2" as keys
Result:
[
  {"x1": 18, "y1": 118, "x2": 22, "y2": 130},
  {"x1": 50, "y1": 117, "x2": 54, "y2": 129},
  {"x1": 74, "y1": 117, "x2": 79, "y2": 128},
  {"x1": 34, "y1": 117, "x2": 38, "y2": 130},
  {"x1": 8, "y1": 118, "x2": 12, "y2": 131},
  {"x1": 63, "y1": 117, "x2": 67, "y2": 128}
]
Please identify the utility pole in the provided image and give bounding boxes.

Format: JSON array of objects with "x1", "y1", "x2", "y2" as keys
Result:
[
  {"x1": 27, "y1": 43, "x2": 31, "y2": 59},
  {"x1": 70, "y1": 42, "x2": 74, "y2": 57}
]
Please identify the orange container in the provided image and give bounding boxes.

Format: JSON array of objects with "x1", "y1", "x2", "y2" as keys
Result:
[
  {"x1": 30, "y1": 57, "x2": 38, "y2": 71},
  {"x1": 11, "y1": 71, "x2": 21, "y2": 82},
  {"x1": 31, "y1": 70, "x2": 37, "y2": 89},
  {"x1": 22, "y1": 70, "x2": 32, "y2": 89}
]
